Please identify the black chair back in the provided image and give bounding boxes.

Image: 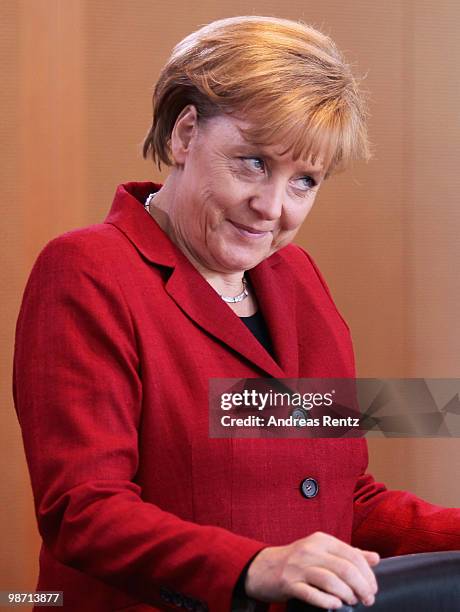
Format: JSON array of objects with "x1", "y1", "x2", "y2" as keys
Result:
[{"x1": 287, "y1": 551, "x2": 460, "y2": 611}]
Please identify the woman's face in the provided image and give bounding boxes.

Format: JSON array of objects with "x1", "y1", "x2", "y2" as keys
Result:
[{"x1": 168, "y1": 108, "x2": 327, "y2": 274}]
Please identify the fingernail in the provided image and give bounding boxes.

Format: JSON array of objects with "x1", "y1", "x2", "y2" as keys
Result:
[
  {"x1": 364, "y1": 595, "x2": 375, "y2": 606},
  {"x1": 349, "y1": 598, "x2": 358, "y2": 606}
]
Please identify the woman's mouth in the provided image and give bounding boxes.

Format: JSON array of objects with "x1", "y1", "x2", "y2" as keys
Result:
[{"x1": 229, "y1": 220, "x2": 271, "y2": 239}]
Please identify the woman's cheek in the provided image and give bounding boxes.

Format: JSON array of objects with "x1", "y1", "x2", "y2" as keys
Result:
[
  {"x1": 272, "y1": 229, "x2": 298, "y2": 252},
  {"x1": 289, "y1": 204, "x2": 313, "y2": 229}
]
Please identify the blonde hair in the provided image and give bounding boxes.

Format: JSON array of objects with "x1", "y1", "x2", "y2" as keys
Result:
[{"x1": 142, "y1": 16, "x2": 370, "y2": 177}]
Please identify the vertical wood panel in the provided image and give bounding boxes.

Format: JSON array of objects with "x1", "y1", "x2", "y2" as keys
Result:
[
  {"x1": 411, "y1": 0, "x2": 460, "y2": 376},
  {"x1": 0, "y1": 0, "x2": 34, "y2": 598},
  {"x1": 1, "y1": 0, "x2": 88, "y2": 602},
  {"x1": 19, "y1": 0, "x2": 88, "y2": 257},
  {"x1": 367, "y1": 0, "x2": 460, "y2": 507}
]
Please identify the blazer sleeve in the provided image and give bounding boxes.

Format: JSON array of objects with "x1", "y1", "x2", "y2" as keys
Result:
[
  {"x1": 12, "y1": 234, "x2": 266, "y2": 611},
  {"x1": 352, "y1": 448, "x2": 460, "y2": 556}
]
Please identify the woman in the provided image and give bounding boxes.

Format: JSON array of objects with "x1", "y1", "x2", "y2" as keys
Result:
[{"x1": 13, "y1": 15, "x2": 460, "y2": 612}]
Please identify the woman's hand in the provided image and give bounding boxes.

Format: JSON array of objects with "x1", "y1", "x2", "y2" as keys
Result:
[{"x1": 244, "y1": 531, "x2": 380, "y2": 609}]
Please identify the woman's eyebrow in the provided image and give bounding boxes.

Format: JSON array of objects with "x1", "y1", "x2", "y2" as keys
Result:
[
  {"x1": 266, "y1": 152, "x2": 327, "y2": 179},
  {"x1": 231, "y1": 144, "x2": 326, "y2": 179}
]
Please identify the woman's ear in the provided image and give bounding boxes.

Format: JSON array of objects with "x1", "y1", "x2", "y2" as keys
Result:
[{"x1": 170, "y1": 104, "x2": 198, "y2": 166}]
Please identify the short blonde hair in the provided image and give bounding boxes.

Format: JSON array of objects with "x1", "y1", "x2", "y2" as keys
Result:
[{"x1": 142, "y1": 16, "x2": 370, "y2": 177}]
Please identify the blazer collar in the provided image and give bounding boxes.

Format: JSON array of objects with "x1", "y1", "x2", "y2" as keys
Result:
[
  {"x1": 104, "y1": 181, "x2": 178, "y2": 267},
  {"x1": 104, "y1": 182, "x2": 298, "y2": 378}
]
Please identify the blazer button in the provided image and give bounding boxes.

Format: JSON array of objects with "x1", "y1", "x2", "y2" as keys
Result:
[
  {"x1": 300, "y1": 477, "x2": 319, "y2": 499},
  {"x1": 291, "y1": 407, "x2": 308, "y2": 422}
]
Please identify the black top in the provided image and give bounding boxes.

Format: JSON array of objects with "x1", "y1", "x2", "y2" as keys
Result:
[
  {"x1": 233, "y1": 311, "x2": 273, "y2": 606},
  {"x1": 239, "y1": 310, "x2": 274, "y2": 356}
]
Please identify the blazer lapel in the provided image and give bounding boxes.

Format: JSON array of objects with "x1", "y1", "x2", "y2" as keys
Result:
[
  {"x1": 248, "y1": 256, "x2": 299, "y2": 377},
  {"x1": 166, "y1": 257, "x2": 288, "y2": 378}
]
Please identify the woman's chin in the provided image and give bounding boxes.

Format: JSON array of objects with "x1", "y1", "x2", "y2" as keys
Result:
[
  {"x1": 202, "y1": 233, "x2": 273, "y2": 272},
  {"x1": 213, "y1": 248, "x2": 268, "y2": 272}
]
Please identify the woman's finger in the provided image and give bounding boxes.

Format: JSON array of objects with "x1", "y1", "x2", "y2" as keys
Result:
[
  {"x1": 327, "y1": 539, "x2": 379, "y2": 594},
  {"x1": 302, "y1": 566, "x2": 358, "y2": 606},
  {"x1": 322, "y1": 554, "x2": 376, "y2": 605},
  {"x1": 362, "y1": 549, "x2": 381, "y2": 566},
  {"x1": 289, "y1": 581, "x2": 344, "y2": 610}
]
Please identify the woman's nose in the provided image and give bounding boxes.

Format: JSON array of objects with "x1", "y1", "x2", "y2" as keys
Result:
[{"x1": 248, "y1": 185, "x2": 284, "y2": 220}]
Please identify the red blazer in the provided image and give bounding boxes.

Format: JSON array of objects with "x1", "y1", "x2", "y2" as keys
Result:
[{"x1": 13, "y1": 181, "x2": 460, "y2": 612}]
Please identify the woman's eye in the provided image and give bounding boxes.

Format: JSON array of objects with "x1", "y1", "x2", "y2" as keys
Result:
[
  {"x1": 243, "y1": 157, "x2": 265, "y2": 172},
  {"x1": 296, "y1": 176, "x2": 316, "y2": 191}
]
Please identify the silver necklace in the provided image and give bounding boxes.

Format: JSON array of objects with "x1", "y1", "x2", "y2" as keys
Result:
[
  {"x1": 144, "y1": 191, "x2": 158, "y2": 212},
  {"x1": 144, "y1": 192, "x2": 249, "y2": 303},
  {"x1": 219, "y1": 277, "x2": 249, "y2": 303}
]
